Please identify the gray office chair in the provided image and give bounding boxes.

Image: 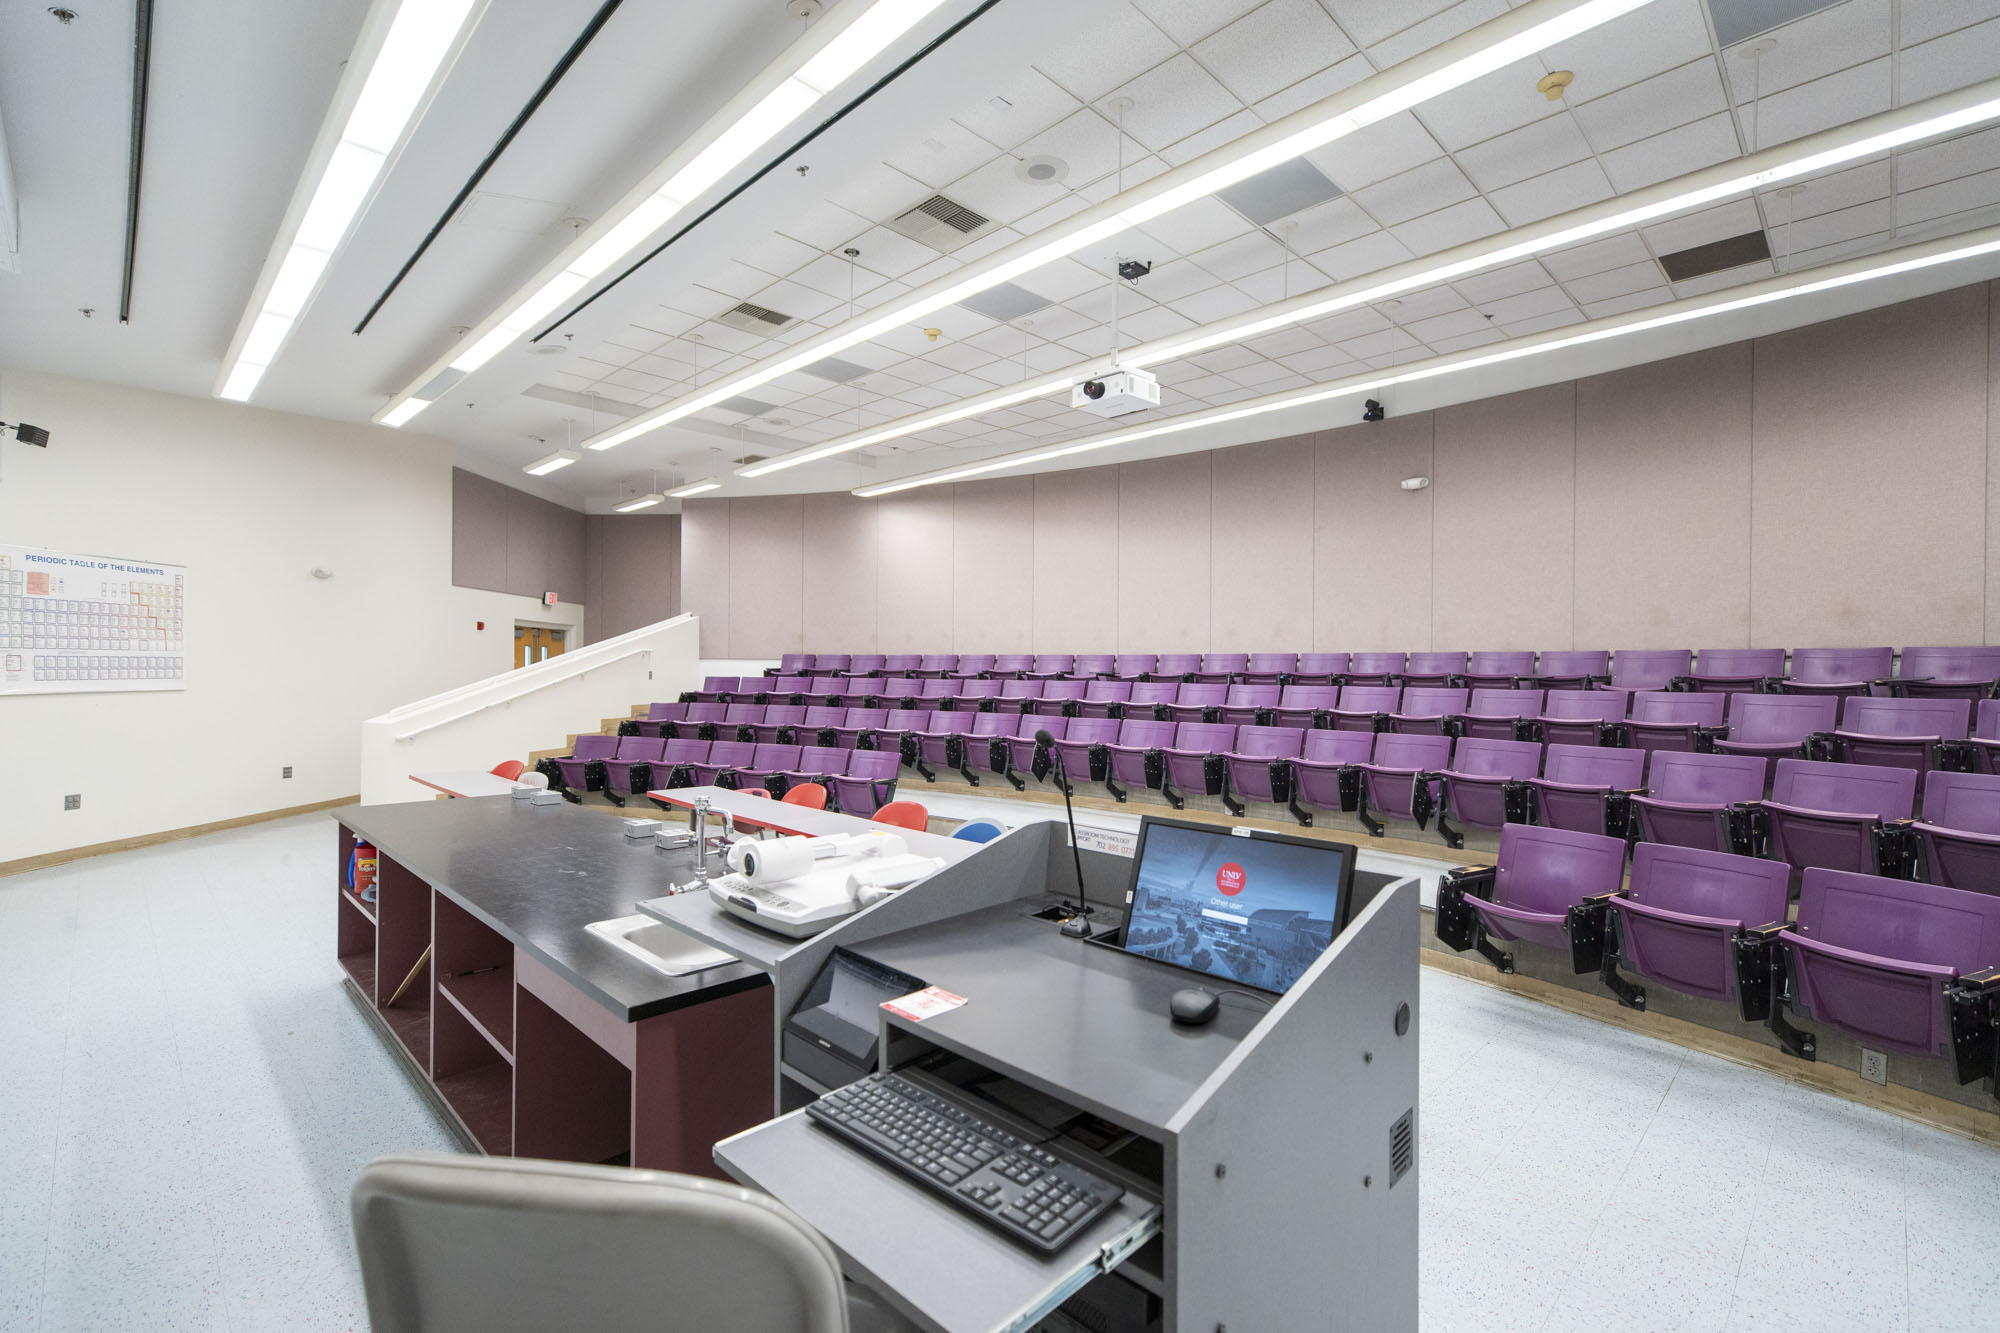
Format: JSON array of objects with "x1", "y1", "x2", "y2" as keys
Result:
[{"x1": 351, "y1": 1154, "x2": 913, "y2": 1333}]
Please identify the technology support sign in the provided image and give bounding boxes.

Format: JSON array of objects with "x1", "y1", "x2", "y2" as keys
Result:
[{"x1": 0, "y1": 543, "x2": 186, "y2": 695}]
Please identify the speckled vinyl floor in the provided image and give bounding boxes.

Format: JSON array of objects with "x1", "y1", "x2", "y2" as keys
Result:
[{"x1": 3, "y1": 814, "x2": 1997, "y2": 1331}]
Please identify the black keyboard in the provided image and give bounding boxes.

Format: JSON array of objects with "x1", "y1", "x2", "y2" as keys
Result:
[{"x1": 806, "y1": 1072, "x2": 1124, "y2": 1254}]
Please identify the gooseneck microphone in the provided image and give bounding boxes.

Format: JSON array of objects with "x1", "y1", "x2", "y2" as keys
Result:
[{"x1": 1036, "y1": 728, "x2": 1092, "y2": 937}]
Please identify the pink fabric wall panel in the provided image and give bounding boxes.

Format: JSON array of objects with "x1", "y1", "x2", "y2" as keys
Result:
[
  {"x1": 1986, "y1": 280, "x2": 2000, "y2": 645},
  {"x1": 1117, "y1": 452, "x2": 1212, "y2": 653},
  {"x1": 1750, "y1": 284, "x2": 1988, "y2": 646},
  {"x1": 1312, "y1": 415, "x2": 1434, "y2": 650},
  {"x1": 1433, "y1": 383, "x2": 1576, "y2": 650},
  {"x1": 1210, "y1": 434, "x2": 1314, "y2": 650},
  {"x1": 1574, "y1": 344, "x2": 1752, "y2": 649},
  {"x1": 950, "y1": 477, "x2": 1035, "y2": 652},
  {"x1": 1033, "y1": 466, "x2": 1118, "y2": 652},
  {"x1": 726, "y1": 496, "x2": 804, "y2": 658},
  {"x1": 875, "y1": 489, "x2": 955, "y2": 649},
  {"x1": 800, "y1": 492, "x2": 878, "y2": 652},
  {"x1": 679, "y1": 500, "x2": 731, "y2": 658}
]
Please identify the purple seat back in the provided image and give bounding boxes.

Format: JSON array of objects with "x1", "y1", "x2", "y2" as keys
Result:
[
  {"x1": 1301, "y1": 730, "x2": 1373, "y2": 764},
  {"x1": 1628, "y1": 690, "x2": 1725, "y2": 726},
  {"x1": 881, "y1": 654, "x2": 922, "y2": 673},
  {"x1": 956, "y1": 654, "x2": 998, "y2": 675},
  {"x1": 686, "y1": 702, "x2": 728, "y2": 725},
  {"x1": 1129, "y1": 681, "x2": 1180, "y2": 706},
  {"x1": 1063, "y1": 718, "x2": 1123, "y2": 746},
  {"x1": 1155, "y1": 653, "x2": 1201, "y2": 677},
  {"x1": 918, "y1": 654, "x2": 958, "y2": 673},
  {"x1": 1542, "y1": 743, "x2": 1645, "y2": 789},
  {"x1": 1397, "y1": 687, "x2": 1469, "y2": 717},
  {"x1": 1038, "y1": 679, "x2": 1089, "y2": 701},
  {"x1": 1611, "y1": 650, "x2": 1692, "y2": 689},
  {"x1": 1347, "y1": 652, "x2": 1405, "y2": 682},
  {"x1": 1114, "y1": 718, "x2": 1177, "y2": 747},
  {"x1": 662, "y1": 738, "x2": 710, "y2": 765},
  {"x1": 1017, "y1": 712, "x2": 1068, "y2": 739},
  {"x1": 1787, "y1": 868, "x2": 2000, "y2": 1054},
  {"x1": 788, "y1": 746, "x2": 848, "y2": 775},
  {"x1": 703, "y1": 740, "x2": 755, "y2": 768},
  {"x1": 1114, "y1": 653, "x2": 1158, "y2": 677},
  {"x1": 1467, "y1": 688, "x2": 1544, "y2": 718},
  {"x1": 701, "y1": 675, "x2": 739, "y2": 694},
  {"x1": 1788, "y1": 646, "x2": 1892, "y2": 688},
  {"x1": 1296, "y1": 652, "x2": 1350, "y2": 678},
  {"x1": 1899, "y1": 645, "x2": 2000, "y2": 695},
  {"x1": 1540, "y1": 691, "x2": 1627, "y2": 725},
  {"x1": 774, "y1": 676, "x2": 813, "y2": 693},
  {"x1": 1200, "y1": 653, "x2": 1248, "y2": 674},
  {"x1": 1471, "y1": 824, "x2": 1628, "y2": 952},
  {"x1": 779, "y1": 654, "x2": 813, "y2": 672},
  {"x1": 1364, "y1": 732, "x2": 1450, "y2": 774},
  {"x1": 1980, "y1": 699, "x2": 2000, "y2": 742},
  {"x1": 1449, "y1": 737, "x2": 1542, "y2": 780},
  {"x1": 1275, "y1": 684, "x2": 1339, "y2": 712},
  {"x1": 1922, "y1": 769, "x2": 2000, "y2": 834},
  {"x1": 881, "y1": 679, "x2": 925, "y2": 702},
  {"x1": 1916, "y1": 770, "x2": 2000, "y2": 892},
  {"x1": 1034, "y1": 654, "x2": 1075, "y2": 674},
  {"x1": 1173, "y1": 682, "x2": 1228, "y2": 707},
  {"x1": 991, "y1": 654, "x2": 1033, "y2": 674},
  {"x1": 1170, "y1": 722, "x2": 1237, "y2": 752},
  {"x1": 1614, "y1": 844, "x2": 1791, "y2": 1002},
  {"x1": 836, "y1": 707, "x2": 889, "y2": 731},
  {"x1": 612, "y1": 736, "x2": 668, "y2": 763},
  {"x1": 1220, "y1": 683, "x2": 1280, "y2": 717},
  {"x1": 572, "y1": 734, "x2": 619, "y2": 761},
  {"x1": 1245, "y1": 653, "x2": 1297, "y2": 675},
  {"x1": 646, "y1": 701, "x2": 689, "y2": 722},
  {"x1": 918, "y1": 709, "x2": 958, "y2": 732},
  {"x1": 844, "y1": 748, "x2": 900, "y2": 779},
  {"x1": 1073, "y1": 653, "x2": 1115, "y2": 675},
  {"x1": 845, "y1": 654, "x2": 886, "y2": 673},
  {"x1": 1001, "y1": 678, "x2": 1040, "y2": 700},
  {"x1": 1771, "y1": 758, "x2": 1917, "y2": 820},
  {"x1": 804, "y1": 706, "x2": 847, "y2": 729},
  {"x1": 1687, "y1": 647, "x2": 1786, "y2": 687},
  {"x1": 955, "y1": 679, "x2": 1003, "y2": 700},
  {"x1": 971, "y1": 712, "x2": 1012, "y2": 737},
  {"x1": 1841, "y1": 695, "x2": 1970, "y2": 739},
  {"x1": 745, "y1": 744, "x2": 802, "y2": 770},
  {"x1": 1647, "y1": 749, "x2": 1768, "y2": 804},
  {"x1": 1402, "y1": 651, "x2": 1467, "y2": 682},
  {"x1": 816, "y1": 655, "x2": 852, "y2": 672},
  {"x1": 921, "y1": 679, "x2": 957, "y2": 699},
  {"x1": 1232, "y1": 725, "x2": 1305, "y2": 759},
  {"x1": 723, "y1": 704, "x2": 766, "y2": 727},
  {"x1": 1720, "y1": 692, "x2": 1837, "y2": 744},
  {"x1": 1535, "y1": 650, "x2": 1610, "y2": 686},
  {"x1": 1084, "y1": 680, "x2": 1133, "y2": 703},
  {"x1": 1465, "y1": 651, "x2": 1535, "y2": 683},
  {"x1": 1337, "y1": 685, "x2": 1402, "y2": 712}
]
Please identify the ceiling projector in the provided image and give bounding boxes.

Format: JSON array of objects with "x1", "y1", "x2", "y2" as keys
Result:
[{"x1": 1071, "y1": 368, "x2": 1160, "y2": 418}]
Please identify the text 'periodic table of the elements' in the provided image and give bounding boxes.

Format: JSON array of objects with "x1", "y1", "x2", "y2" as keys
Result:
[{"x1": 0, "y1": 544, "x2": 186, "y2": 695}]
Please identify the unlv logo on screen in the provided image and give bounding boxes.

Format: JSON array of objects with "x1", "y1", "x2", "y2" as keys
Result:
[{"x1": 1216, "y1": 862, "x2": 1246, "y2": 896}]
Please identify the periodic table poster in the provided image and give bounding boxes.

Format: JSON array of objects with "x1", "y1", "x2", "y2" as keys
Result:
[{"x1": 0, "y1": 544, "x2": 186, "y2": 695}]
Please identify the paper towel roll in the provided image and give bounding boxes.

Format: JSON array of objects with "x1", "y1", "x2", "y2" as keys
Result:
[{"x1": 738, "y1": 837, "x2": 816, "y2": 884}]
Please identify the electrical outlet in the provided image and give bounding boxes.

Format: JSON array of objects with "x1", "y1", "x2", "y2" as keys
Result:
[
  {"x1": 1859, "y1": 1048, "x2": 1887, "y2": 1085},
  {"x1": 63, "y1": 793, "x2": 81, "y2": 811},
  {"x1": 282, "y1": 766, "x2": 293, "y2": 779}
]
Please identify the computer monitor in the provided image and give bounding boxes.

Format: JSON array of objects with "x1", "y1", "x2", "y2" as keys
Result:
[{"x1": 1117, "y1": 817, "x2": 1355, "y2": 994}]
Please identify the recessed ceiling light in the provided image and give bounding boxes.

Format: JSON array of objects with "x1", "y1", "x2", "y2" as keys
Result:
[{"x1": 1016, "y1": 155, "x2": 1068, "y2": 185}]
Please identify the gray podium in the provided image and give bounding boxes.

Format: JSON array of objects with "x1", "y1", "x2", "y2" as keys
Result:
[{"x1": 641, "y1": 815, "x2": 1419, "y2": 1333}]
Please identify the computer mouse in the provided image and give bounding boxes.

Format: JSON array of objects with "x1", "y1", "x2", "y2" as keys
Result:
[{"x1": 1169, "y1": 987, "x2": 1220, "y2": 1026}]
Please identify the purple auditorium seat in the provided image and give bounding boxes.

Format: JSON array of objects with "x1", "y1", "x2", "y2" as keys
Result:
[
  {"x1": 880, "y1": 654, "x2": 922, "y2": 676},
  {"x1": 1455, "y1": 688, "x2": 1544, "y2": 742},
  {"x1": 776, "y1": 653, "x2": 813, "y2": 674},
  {"x1": 1895, "y1": 645, "x2": 2000, "y2": 701},
  {"x1": 875, "y1": 678, "x2": 927, "y2": 710},
  {"x1": 1530, "y1": 650, "x2": 1610, "y2": 690},
  {"x1": 914, "y1": 711, "x2": 981, "y2": 782},
  {"x1": 919, "y1": 679, "x2": 959, "y2": 707},
  {"x1": 1050, "y1": 718, "x2": 1123, "y2": 793},
  {"x1": 1024, "y1": 653, "x2": 1074, "y2": 679},
  {"x1": 1077, "y1": 679, "x2": 1135, "y2": 718},
  {"x1": 1399, "y1": 652, "x2": 1467, "y2": 688},
  {"x1": 951, "y1": 678, "x2": 1005, "y2": 709},
  {"x1": 1289, "y1": 729, "x2": 1374, "y2": 824},
  {"x1": 1221, "y1": 725, "x2": 1307, "y2": 816},
  {"x1": 1291, "y1": 653, "x2": 1350, "y2": 685},
  {"x1": 690, "y1": 675, "x2": 739, "y2": 703},
  {"x1": 1435, "y1": 737, "x2": 1542, "y2": 848},
  {"x1": 753, "y1": 705, "x2": 809, "y2": 744},
  {"x1": 1536, "y1": 690, "x2": 1628, "y2": 746},
  {"x1": 1630, "y1": 750, "x2": 1769, "y2": 855},
  {"x1": 828, "y1": 707, "x2": 890, "y2": 750},
  {"x1": 1913, "y1": 770, "x2": 2000, "y2": 893},
  {"x1": 1463, "y1": 651, "x2": 1536, "y2": 690},
  {"x1": 1390, "y1": 687, "x2": 1469, "y2": 735},
  {"x1": 1780, "y1": 868, "x2": 2000, "y2": 1062},
  {"x1": 1761, "y1": 758, "x2": 1918, "y2": 878},
  {"x1": 1268, "y1": 684, "x2": 1339, "y2": 729},
  {"x1": 734, "y1": 744, "x2": 805, "y2": 793},
  {"x1": 1153, "y1": 653, "x2": 1202, "y2": 681},
  {"x1": 773, "y1": 747, "x2": 850, "y2": 798},
  {"x1": 1192, "y1": 653, "x2": 1249, "y2": 684},
  {"x1": 683, "y1": 701, "x2": 729, "y2": 740},
  {"x1": 1344, "y1": 652, "x2": 1405, "y2": 687},
  {"x1": 633, "y1": 701, "x2": 689, "y2": 738},
  {"x1": 1782, "y1": 646, "x2": 1891, "y2": 696},
  {"x1": 1102, "y1": 719, "x2": 1180, "y2": 803},
  {"x1": 995, "y1": 712, "x2": 1069, "y2": 788},
  {"x1": 649, "y1": 739, "x2": 711, "y2": 791},
  {"x1": 1831, "y1": 696, "x2": 1972, "y2": 778},
  {"x1": 1071, "y1": 653, "x2": 1115, "y2": 678},
  {"x1": 999, "y1": 678, "x2": 1042, "y2": 710},
  {"x1": 838, "y1": 654, "x2": 886, "y2": 678},
  {"x1": 1164, "y1": 682, "x2": 1229, "y2": 724},
  {"x1": 830, "y1": 748, "x2": 900, "y2": 816},
  {"x1": 1328, "y1": 685, "x2": 1401, "y2": 732},
  {"x1": 1032, "y1": 678, "x2": 1090, "y2": 714},
  {"x1": 985, "y1": 653, "x2": 1032, "y2": 678},
  {"x1": 720, "y1": 704, "x2": 766, "y2": 742},
  {"x1": 1711, "y1": 693, "x2": 1838, "y2": 761},
  {"x1": 1155, "y1": 722, "x2": 1239, "y2": 808},
  {"x1": 764, "y1": 675, "x2": 813, "y2": 705},
  {"x1": 1621, "y1": 690, "x2": 1727, "y2": 754},
  {"x1": 547, "y1": 733, "x2": 620, "y2": 794},
  {"x1": 1975, "y1": 699, "x2": 2000, "y2": 774},
  {"x1": 1610, "y1": 650, "x2": 1692, "y2": 692},
  {"x1": 1241, "y1": 653, "x2": 1298, "y2": 684},
  {"x1": 813, "y1": 654, "x2": 852, "y2": 675},
  {"x1": 1532, "y1": 743, "x2": 1647, "y2": 838},
  {"x1": 1434, "y1": 823, "x2": 1629, "y2": 976},
  {"x1": 801, "y1": 706, "x2": 848, "y2": 747},
  {"x1": 1601, "y1": 843, "x2": 1793, "y2": 1016},
  {"x1": 949, "y1": 654, "x2": 998, "y2": 679},
  {"x1": 596, "y1": 737, "x2": 669, "y2": 805},
  {"x1": 1111, "y1": 653, "x2": 1158, "y2": 682},
  {"x1": 1678, "y1": 647, "x2": 1786, "y2": 694},
  {"x1": 692, "y1": 740, "x2": 756, "y2": 787},
  {"x1": 1216, "y1": 683, "x2": 1280, "y2": 725},
  {"x1": 910, "y1": 654, "x2": 959, "y2": 679},
  {"x1": 1354, "y1": 732, "x2": 1452, "y2": 837},
  {"x1": 1127, "y1": 681, "x2": 1181, "y2": 718}
]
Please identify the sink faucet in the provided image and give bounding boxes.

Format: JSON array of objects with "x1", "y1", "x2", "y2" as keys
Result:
[{"x1": 688, "y1": 798, "x2": 739, "y2": 879}]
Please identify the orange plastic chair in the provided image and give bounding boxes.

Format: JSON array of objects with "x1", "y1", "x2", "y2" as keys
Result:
[
  {"x1": 489, "y1": 760, "x2": 526, "y2": 781},
  {"x1": 872, "y1": 800, "x2": 929, "y2": 832},
  {"x1": 782, "y1": 783, "x2": 828, "y2": 809}
]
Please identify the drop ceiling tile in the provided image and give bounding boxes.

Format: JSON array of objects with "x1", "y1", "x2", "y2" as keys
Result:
[
  {"x1": 1251, "y1": 55, "x2": 1375, "y2": 122},
  {"x1": 950, "y1": 226, "x2": 1029, "y2": 265},
  {"x1": 1277, "y1": 195, "x2": 1377, "y2": 255},
  {"x1": 1242, "y1": 325, "x2": 1326, "y2": 358},
  {"x1": 1308, "y1": 228, "x2": 1416, "y2": 278},
  {"x1": 1535, "y1": 234, "x2": 1648, "y2": 282},
  {"x1": 1170, "y1": 282, "x2": 1265, "y2": 322},
  {"x1": 1298, "y1": 305, "x2": 1390, "y2": 341},
  {"x1": 1897, "y1": 167, "x2": 2000, "y2": 226},
  {"x1": 1402, "y1": 307, "x2": 1496, "y2": 343},
  {"x1": 1561, "y1": 258, "x2": 1665, "y2": 304},
  {"x1": 839, "y1": 227, "x2": 942, "y2": 281},
  {"x1": 733, "y1": 232, "x2": 824, "y2": 277},
  {"x1": 1228, "y1": 359, "x2": 1306, "y2": 387},
  {"x1": 1020, "y1": 306, "x2": 1099, "y2": 341},
  {"x1": 1359, "y1": 0, "x2": 1509, "y2": 68},
  {"x1": 936, "y1": 372, "x2": 1000, "y2": 396},
  {"x1": 886, "y1": 121, "x2": 1003, "y2": 190},
  {"x1": 1383, "y1": 285, "x2": 1471, "y2": 323},
  {"x1": 790, "y1": 254, "x2": 889, "y2": 302},
  {"x1": 1412, "y1": 63, "x2": 1566, "y2": 153},
  {"x1": 1455, "y1": 113, "x2": 1597, "y2": 192},
  {"x1": 1025, "y1": 342, "x2": 1085, "y2": 372},
  {"x1": 1133, "y1": 0, "x2": 1266, "y2": 44},
  {"x1": 1484, "y1": 159, "x2": 1616, "y2": 227},
  {"x1": 1639, "y1": 197, "x2": 1764, "y2": 256},
  {"x1": 1014, "y1": 191, "x2": 1095, "y2": 233},
  {"x1": 1571, "y1": 59, "x2": 1731, "y2": 151},
  {"x1": 1784, "y1": 231, "x2": 1898, "y2": 269},
  {"x1": 1277, "y1": 342, "x2": 1361, "y2": 375},
  {"x1": 1902, "y1": 0, "x2": 2000, "y2": 44},
  {"x1": 1138, "y1": 195, "x2": 1257, "y2": 254},
  {"x1": 1034, "y1": 6, "x2": 1180, "y2": 101},
  {"x1": 1477, "y1": 285, "x2": 1577, "y2": 323},
  {"x1": 1177, "y1": 371, "x2": 1245, "y2": 397},
  {"x1": 1900, "y1": 18, "x2": 2000, "y2": 102},
  {"x1": 1598, "y1": 112, "x2": 1741, "y2": 193},
  {"x1": 1428, "y1": 326, "x2": 1507, "y2": 354},
  {"x1": 1541, "y1": 0, "x2": 1717, "y2": 98},
  {"x1": 1721, "y1": 0, "x2": 1890, "y2": 104},
  {"x1": 953, "y1": 70, "x2": 1086, "y2": 151},
  {"x1": 1672, "y1": 259, "x2": 1776, "y2": 297},
  {"x1": 1749, "y1": 59, "x2": 1891, "y2": 149},
  {"x1": 903, "y1": 256, "x2": 960, "y2": 287},
  {"x1": 1191, "y1": 229, "x2": 1293, "y2": 279},
  {"x1": 748, "y1": 280, "x2": 842, "y2": 324},
  {"x1": 1188, "y1": 342, "x2": 1266, "y2": 372},
  {"x1": 1014, "y1": 257, "x2": 1106, "y2": 303},
  {"x1": 1498, "y1": 308, "x2": 1585, "y2": 337},
  {"x1": 1305, "y1": 112, "x2": 1445, "y2": 192},
  {"x1": 671, "y1": 285, "x2": 744, "y2": 319},
  {"x1": 1338, "y1": 327, "x2": 1424, "y2": 360},
  {"x1": 824, "y1": 164, "x2": 933, "y2": 228},
  {"x1": 699, "y1": 259, "x2": 790, "y2": 301},
  {"x1": 1067, "y1": 283, "x2": 1155, "y2": 324},
  {"x1": 1158, "y1": 109, "x2": 1267, "y2": 167},
  {"x1": 1104, "y1": 54, "x2": 1247, "y2": 153},
  {"x1": 1131, "y1": 258, "x2": 1225, "y2": 302},
  {"x1": 1352, "y1": 157, "x2": 1479, "y2": 227},
  {"x1": 776, "y1": 202, "x2": 873, "y2": 251},
  {"x1": 946, "y1": 157, "x2": 1076, "y2": 228},
  {"x1": 1234, "y1": 259, "x2": 1330, "y2": 302},
  {"x1": 1897, "y1": 126, "x2": 2000, "y2": 193},
  {"x1": 896, "y1": 384, "x2": 958, "y2": 408},
  {"x1": 1120, "y1": 305, "x2": 1203, "y2": 339},
  {"x1": 1017, "y1": 108, "x2": 1127, "y2": 190},
  {"x1": 1075, "y1": 156, "x2": 1172, "y2": 203},
  {"x1": 1192, "y1": 0, "x2": 1359, "y2": 104},
  {"x1": 1391, "y1": 196, "x2": 1509, "y2": 254}
]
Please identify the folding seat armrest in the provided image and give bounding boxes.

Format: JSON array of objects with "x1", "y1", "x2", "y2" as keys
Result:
[
  {"x1": 1253, "y1": 706, "x2": 1277, "y2": 726},
  {"x1": 1601, "y1": 721, "x2": 1627, "y2": 745},
  {"x1": 1201, "y1": 706, "x2": 1223, "y2": 723},
  {"x1": 1433, "y1": 864, "x2": 1496, "y2": 953},
  {"x1": 1873, "y1": 819, "x2": 1922, "y2": 879},
  {"x1": 1935, "y1": 738, "x2": 1979, "y2": 772},
  {"x1": 1565, "y1": 891, "x2": 1628, "y2": 977},
  {"x1": 1727, "y1": 921, "x2": 1796, "y2": 1029},
  {"x1": 1694, "y1": 723, "x2": 1726, "y2": 752},
  {"x1": 1804, "y1": 729, "x2": 1839, "y2": 761},
  {"x1": 1945, "y1": 969, "x2": 2000, "y2": 1088}
]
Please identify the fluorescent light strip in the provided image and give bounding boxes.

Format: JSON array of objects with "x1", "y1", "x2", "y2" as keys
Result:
[
  {"x1": 740, "y1": 78, "x2": 2000, "y2": 477},
  {"x1": 378, "y1": 0, "x2": 950, "y2": 424},
  {"x1": 614, "y1": 493, "x2": 665, "y2": 513},
  {"x1": 853, "y1": 227, "x2": 2000, "y2": 497},
  {"x1": 523, "y1": 449, "x2": 580, "y2": 476},
  {"x1": 218, "y1": 0, "x2": 482, "y2": 402},
  {"x1": 380, "y1": 397, "x2": 431, "y2": 427},
  {"x1": 583, "y1": 0, "x2": 1656, "y2": 452},
  {"x1": 667, "y1": 478, "x2": 722, "y2": 498}
]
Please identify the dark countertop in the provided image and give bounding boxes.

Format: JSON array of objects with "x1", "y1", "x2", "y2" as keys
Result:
[{"x1": 332, "y1": 797, "x2": 766, "y2": 1022}]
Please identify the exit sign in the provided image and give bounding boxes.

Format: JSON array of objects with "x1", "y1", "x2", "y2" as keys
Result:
[{"x1": 542, "y1": 591, "x2": 558, "y2": 607}]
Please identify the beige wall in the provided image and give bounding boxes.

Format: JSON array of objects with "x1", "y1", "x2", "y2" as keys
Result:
[{"x1": 683, "y1": 281, "x2": 2000, "y2": 657}]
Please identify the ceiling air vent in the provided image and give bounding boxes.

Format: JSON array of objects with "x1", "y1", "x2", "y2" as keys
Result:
[
  {"x1": 886, "y1": 193, "x2": 996, "y2": 253},
  {"x1": 1658, "y1": 230, "x2": 1773, "y2": 283},
  {"x1": 717, "y1": 301, "x2": 799, "y2": 335}
]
